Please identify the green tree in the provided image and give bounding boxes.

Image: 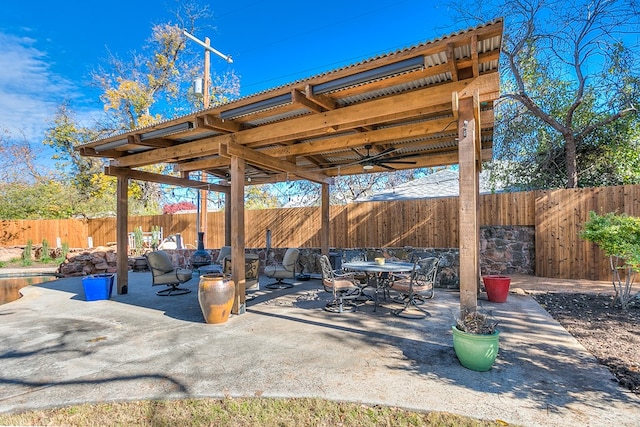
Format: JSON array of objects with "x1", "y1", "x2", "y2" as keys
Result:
[
  {"x1": 0, "y1": 181, "x2": 77, "y2": 219},
  {"x1": 43, "y1": 104, "x2": 103, "y2": 194},
  {"x1": 456, "y1": 0, "x2": 640, "y2": 189},
  {"x1": 488, "y1": 94, "x2": 640, "y2": 190}
]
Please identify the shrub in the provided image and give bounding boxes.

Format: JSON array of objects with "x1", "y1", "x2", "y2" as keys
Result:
[
  {"x1": 133, "y1": 227, "x2": 144, "y2": 255},
  {"x1": 581, "y1": 211, "x2": 640, "y2": 309},
  {"x1": 22, "y1": 240, "x2": 33, "y2": 267},
  {"x1": 41, "y1": 239, "x2": 52, "y2": 263}
]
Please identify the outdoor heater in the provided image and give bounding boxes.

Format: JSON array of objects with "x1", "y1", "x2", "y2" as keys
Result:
[{"x1": 190, "y1": 231, "x2": 212, "y2": 269}]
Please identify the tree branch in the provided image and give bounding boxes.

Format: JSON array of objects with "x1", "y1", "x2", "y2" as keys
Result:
[{"x1": 577, "y1": 105, "x2": 638, "y2": 140}]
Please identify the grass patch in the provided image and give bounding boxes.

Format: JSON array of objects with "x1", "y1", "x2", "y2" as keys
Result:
[
  {"x1": 0, "y1": 257, "x2": 62, "y2": 269},
  {"x1": 0, "y1": 397, "x2": 511, "y2": 426}
]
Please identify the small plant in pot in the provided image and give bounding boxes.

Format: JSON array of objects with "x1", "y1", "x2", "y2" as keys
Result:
[{"x1": 452, "y1": 310, "x2": 500, "y2": 371}]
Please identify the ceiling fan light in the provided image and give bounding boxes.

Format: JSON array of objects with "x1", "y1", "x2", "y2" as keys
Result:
[{"x1": 363, "y1": 164, "x2": 374, "y2": 170}]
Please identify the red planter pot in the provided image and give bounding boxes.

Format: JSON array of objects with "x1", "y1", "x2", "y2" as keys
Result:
[{"x1": 482, "y1": 275, "x2": 511, "y2": 303}]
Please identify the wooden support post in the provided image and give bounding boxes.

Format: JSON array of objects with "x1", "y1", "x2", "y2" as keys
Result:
[
  {"x1": 199, "y1": 173, "x2": 208, "y2": 244},
  {"x1": 230, "y1": 157, "x2": 246, "y2": 315},
  {"x1": 224, "y1": 191, "x2": 231, "y2": 246},
  {"x1": 321, "y1": 183, "x2": 330, "y2": 255},
  {"x1": 116, "y1": 175, "x2": 129, "y2": 294},
  {"x1": 458, "y1": 95, "x2": 479, "y2": 317}
]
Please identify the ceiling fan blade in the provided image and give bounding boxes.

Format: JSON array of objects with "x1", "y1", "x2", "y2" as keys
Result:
[
  {"x1": 363, "y1": 146, "x2": 396, "y2": 161},
  {"x1": 378, "y1": 147, "x2": 396, "y2": 156},
  {"x1": 379, "y1": 160, "x2": 417, "y2": 165},
  {"x1": 378, "y1": 163, "x2": 396, "y2": 171}
]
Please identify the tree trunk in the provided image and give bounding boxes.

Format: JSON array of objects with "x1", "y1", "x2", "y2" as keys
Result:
[{"x1": 564, "y1": 133, "x2": 578, "y2": 188}]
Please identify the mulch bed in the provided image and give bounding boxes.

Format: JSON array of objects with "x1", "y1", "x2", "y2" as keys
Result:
[{"x1": 532, "y1": 292, "x2": 640, "y2": 395}]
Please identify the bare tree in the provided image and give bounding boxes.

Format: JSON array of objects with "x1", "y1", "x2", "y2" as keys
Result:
[
  {"x1": 0, "y1": 128, "x2": 54, "y2": 184},
  {"x1": 456, "y1": 0, "x2": 640, "y2": 188}
]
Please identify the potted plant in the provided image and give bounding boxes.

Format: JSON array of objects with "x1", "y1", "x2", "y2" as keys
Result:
[
  {"x1": 481, "y1": 275, "x2": 511, "y2": 302},
  {"x1": 452, "y1": 310, "x2": 500, "y2": 371},
  {"x1": 580, "y1": 211, "x2": 640, "y2": 309}
]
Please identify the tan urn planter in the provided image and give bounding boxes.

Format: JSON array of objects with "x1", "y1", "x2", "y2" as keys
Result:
[{"x1": 198, "y1": 273, "x2": 235, "y2": 324}]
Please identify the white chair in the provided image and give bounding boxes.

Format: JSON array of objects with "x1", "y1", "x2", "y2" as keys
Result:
[
  {"x1": 264, "y1": 248, "x2": 299, "y2": 289},
  {"x1": 216, "y1": 246, "x2": 231, "y2": 265},
  {"x1": 319, "y1": 254, "x2": 363, "y2": 313}
]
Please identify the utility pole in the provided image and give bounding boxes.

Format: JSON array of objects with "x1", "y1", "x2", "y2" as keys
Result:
[{"x1": 183, "y1": 30, "x2": 233, "y2": 243}]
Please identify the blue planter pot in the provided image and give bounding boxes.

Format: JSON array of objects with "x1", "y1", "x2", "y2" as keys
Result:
[{"x1": 82, "y1": 274, "x2": 115, "y2": 301}]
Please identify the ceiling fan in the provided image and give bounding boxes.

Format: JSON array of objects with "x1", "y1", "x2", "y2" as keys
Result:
[{"x1": 353, "y1": 144, "x2": 417, "y2": 171}]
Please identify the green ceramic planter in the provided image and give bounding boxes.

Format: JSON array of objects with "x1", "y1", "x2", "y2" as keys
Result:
[{"x1": 452, "y1": 326, "x2": 500, "y2": 371}]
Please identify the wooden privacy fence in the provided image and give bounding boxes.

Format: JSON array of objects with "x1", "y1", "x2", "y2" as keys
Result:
[
  {"x1": 1, "y1": 185, "x2": 639, "y2": 281},
  {"x1": 0, "y1": 218, "x2": 88, "y2": 249}
]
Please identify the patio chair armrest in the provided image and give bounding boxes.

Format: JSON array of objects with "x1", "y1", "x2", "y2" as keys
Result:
[{"x1": 333, "y1": 270, "x2": 358, "y2": 280}]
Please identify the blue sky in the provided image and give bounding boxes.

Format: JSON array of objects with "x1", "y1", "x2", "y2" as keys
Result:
[{"x1": 0, "y1": 0, "x2": 458, "y2": 154}]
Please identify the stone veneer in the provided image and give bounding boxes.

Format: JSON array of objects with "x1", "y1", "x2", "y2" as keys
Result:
[
  {"x1": 56, "y1": 226, "x2": 535, "y2": 289},
  {"x1": 480, "y1": 225, "x2": 535, "y2": 276}
]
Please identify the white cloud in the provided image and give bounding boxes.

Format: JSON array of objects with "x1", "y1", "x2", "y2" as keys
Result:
[{"x1": 0, "y1": 32, "x2": 76, "y2": 144}]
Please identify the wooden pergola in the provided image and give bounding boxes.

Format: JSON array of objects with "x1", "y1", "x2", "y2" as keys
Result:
[{"x1": 78, "y1": 19, "x2": 503, "y2": 317}]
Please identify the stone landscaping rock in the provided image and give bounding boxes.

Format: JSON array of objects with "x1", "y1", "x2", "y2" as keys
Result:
[{"x1": 56, "y1": 246, "x2": 118, "y2": 277}]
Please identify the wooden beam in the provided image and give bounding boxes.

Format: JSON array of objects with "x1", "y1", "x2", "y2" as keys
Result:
[
  {"x1": 105, "y1": 166, "x2": 230, "y2": 193},
  {"x1": 326, "y1": 151, "x2": 458, "y2": 176},
  {"x1": 220, "y1": 141, "x2": 333, "y2": 185},
  {"x1": 230, "y1": 157, "x2": 246, "y2": 315},
  {"x1": 198, "y1": 114, "x2": 243, "y2": 133},
  {"x1": 292, "y1": 89, "x2": 324, "y2": 113},
  {"x1": 110, "y1": 73, "x2": 499, "y2": 168},
  {"x1": 473, "y1": 89, "x2": 482, "y2": 170},
  {"x1": 452, "y1": 92, "x2": 459, "y2": 121},
  {"x1": 78, "y1": 146, "x2": 126, "y2": 158},
  {"x1": 456, "y1": 49, "x2": 500, "y2": 71},
  {"x1": 116, "y1": 176, "x2": 129, "y2": 295},
  {"x1": 321, "y1": 183, "x2": 330, "y2": 256},
  {"x1": 177, "y1": 156, "x2": 229, "y2": 173},
  {"x1": 176, "y1": 110, "x2": 457, "y2": 173},
  {"x1": 224, "y1": 193, "x2": 231, "y2": 246},
  {"x1": 264, "y1": 117, "x2": 455, "y2": 158},
  {"x1": 471, "y1": 34, "x2": 479, "y2": 78},
  {"x1": 458, "y1": 96, "x2": 479, "y2": 317},
  {"x1": 480, "y1": 108, "x2": 494, "y2": 127},
  {"x1": 446, "y1": 43, "x2": 459, "y2": 82},
  {"x1": 304, "y1": 84, "x2": 336, "y2": 110},
  {"x1": 132, "y1": 135, "x2": 175, "y2": 149}
]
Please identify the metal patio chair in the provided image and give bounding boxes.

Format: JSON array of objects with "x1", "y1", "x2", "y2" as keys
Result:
[
  {"x1": 319, "y1": 254, "x2": 363, "y2": 313},
  {"x1": 388, "y1": 256, "x2": 439, "y2": 318}
]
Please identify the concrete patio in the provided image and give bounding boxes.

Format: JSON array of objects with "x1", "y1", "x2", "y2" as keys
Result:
[{"x1": 0, "y1": 272, "x2": 638, "y2": 426}]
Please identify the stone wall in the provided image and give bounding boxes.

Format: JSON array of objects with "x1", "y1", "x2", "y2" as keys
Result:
[
  {"x1": 56, "y1": 226, "x2": 535, "y2": 287},
  {"x1": 480, "y1": 226, "x2": 535, "y2": 276}
]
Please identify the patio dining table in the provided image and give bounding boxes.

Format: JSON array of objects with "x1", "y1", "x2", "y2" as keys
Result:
[{"x1": 342, "y1": 261, "x2": 415, "y2": 311}]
